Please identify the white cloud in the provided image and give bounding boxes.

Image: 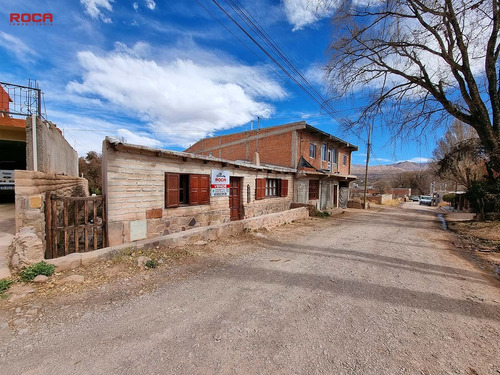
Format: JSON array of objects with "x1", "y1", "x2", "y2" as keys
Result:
[
  {"x1": 133, "y1": 2, "x2": 139, "y2": 10},
  {"x1": 116, "y1": 129, "x2": 161, "y2": 147},
  {"x1": 283, "y1": 0, "x2": 337, "y2": 31},
  {"x1": 67, "y1": 42, "x2": 286, "y2": 147},
  {"x1": 0, "y1": 32, "x2": 37, "y2": 63},
  {"x1": 145, "y1": 0, "x2": 156, "y2": 10},
  {"x1": 399, "y1": 157, "x2": 432, "y2": 164},
  {"x1": 80, "y1": 0, "x2": 113, "y2": 22}
]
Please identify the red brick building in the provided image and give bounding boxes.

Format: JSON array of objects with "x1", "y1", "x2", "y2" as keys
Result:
[{"x1": 185, "y1": 121, "x2": 358, "y2": 209}]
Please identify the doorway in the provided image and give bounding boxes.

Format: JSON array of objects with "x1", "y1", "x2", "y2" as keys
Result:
[{"x1": 229, "y1": 177, "x2": 242, "y2": 221}]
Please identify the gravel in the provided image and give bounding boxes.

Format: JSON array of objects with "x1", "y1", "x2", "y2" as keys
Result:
[{"x1": 0, "y1": 203, "x2": 499, "y2": 374}]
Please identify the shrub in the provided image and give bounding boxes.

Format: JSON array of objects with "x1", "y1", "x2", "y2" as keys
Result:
[
  {"x1": 19, "y1": 261, "x2": 55, "y2": 282},
  {"x1": 0, "y1": 279, "x2": 14, "y2": 295},
  {"x1": 442, "y1": 193, "x2": 456, "y2": 203},
  {"x1": 145, "y1": 259, "x2": 158, "y2": 269}
]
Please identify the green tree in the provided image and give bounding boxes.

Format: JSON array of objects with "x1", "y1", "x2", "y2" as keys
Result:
[{"x1": 78, "y1": 151, "x2": 102, "y2": 195}]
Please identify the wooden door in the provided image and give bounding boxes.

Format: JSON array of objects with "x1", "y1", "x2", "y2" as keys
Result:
[{"x1": 229, "y1": 177, "x2": 241, "y2": 221}]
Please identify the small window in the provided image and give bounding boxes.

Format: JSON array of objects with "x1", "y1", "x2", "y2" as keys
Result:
[
  {"x1": 165, "y1": 173, "x2": 210, "y2": 208},
  {"x1": 309, "y1": 180, "x2": 319, "y2": 200},
  {"x1": 309, "y1": 143, "x2": 316, "y2": 158},
  {"x1": 343, "y1": 154, "x2": 347, "y2": 166},
  {"x1": 266, "y1": 179, "x2": 280, "y2": 197},
  {"x1": 322, "y1": 144, "x2": 327, "y2": 161},
  {"x1": 331, "y1": 149, "x2": 336, "y2": 164}
]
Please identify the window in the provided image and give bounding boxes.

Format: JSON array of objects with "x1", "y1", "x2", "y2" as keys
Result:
[
  {"x1": 165, "y1": 173, "x2": 210, "y2": 208},
  {"x1": 342, "y1": 154, "x2": 347, "y2": 166},
  {"x1": 309, "y1": 143, "x2": 316, "y2": 158},
  {"x1": 266, "y1": 179, "x2": 280, "y2": 197},
  {"x1": 309, "y1": 180, "x2": 319, "y2": 200},
  {"x1": 331, "y1": 148, "x2": 336, "y2": 164},
  {"x1": 322, "y1": 144, "x2": 327, "y2": 161},
  {"x1": 255, "y1": 178, "x2": 288, "y2": 200}
]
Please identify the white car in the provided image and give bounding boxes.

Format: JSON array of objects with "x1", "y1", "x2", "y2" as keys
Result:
[{"x1": 419, "y1": 195, "x2": 432, "y2": 206}]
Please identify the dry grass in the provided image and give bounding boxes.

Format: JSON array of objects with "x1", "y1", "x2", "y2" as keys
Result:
[
  {"x1": 448, "y1": 221, "x2": 500, "y2": 242},
  {"x1": 382, "y1": 199, "x2": 402, "y2": 207}
]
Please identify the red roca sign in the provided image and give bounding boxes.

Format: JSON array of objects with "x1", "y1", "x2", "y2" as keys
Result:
[{"x1": 10, "y1": 13, "x2": 53, "y2": 25}]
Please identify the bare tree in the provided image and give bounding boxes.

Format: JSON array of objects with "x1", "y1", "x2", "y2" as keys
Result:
[
  {"x1": 432, "y1": 120, "x2": 485, "y2": 188},
  {"x1": 325, "y1": 0, "x2": 500, "y2": 174},
  {"x1": 78, "y1": 151, "x2": 102, "y2": 195}
]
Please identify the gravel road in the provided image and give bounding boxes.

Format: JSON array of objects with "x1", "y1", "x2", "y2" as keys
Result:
[{"x1": 1, "y1": 203, "x2": 499, "y2": 375}]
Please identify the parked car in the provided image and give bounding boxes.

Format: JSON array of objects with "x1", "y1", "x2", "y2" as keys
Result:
[
  {"x1": 409, "y1": 195, "x2": 419, "y2": 202},
  {"x1": 419, "y1": 195, "x2": 432, "y2": 205}
]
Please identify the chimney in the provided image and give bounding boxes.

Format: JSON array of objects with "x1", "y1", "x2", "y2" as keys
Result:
[{"x1": 252, "y1": 151, "x2": 260, "y2": 166}]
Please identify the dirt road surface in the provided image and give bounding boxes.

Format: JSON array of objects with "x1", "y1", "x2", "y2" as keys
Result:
[{"x1": 1, "y1": 203, "x2": 499, "y2": 374}]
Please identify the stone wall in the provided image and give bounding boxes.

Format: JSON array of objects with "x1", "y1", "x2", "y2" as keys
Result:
[
  {"x1": 47, "y1": 207, "x2": 309, "y2": 271},
  {"x1": 14, "y1": 170, "x2": 89, "y2": 249},
  {"x1": 103, "y1": 142, "x2": 294, "y2": 246},
  {"x1": 26, "y1": 118, "x2": 78, "y2": 176}
]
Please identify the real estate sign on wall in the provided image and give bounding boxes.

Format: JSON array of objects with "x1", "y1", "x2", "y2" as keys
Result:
[{"x1": 210, "y1": 170, "x2": 230, "y2": 197}]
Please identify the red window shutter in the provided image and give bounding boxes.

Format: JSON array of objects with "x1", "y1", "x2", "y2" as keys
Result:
[
  {"x1": 189, "y1": 175, "x2": 200, "y2": 205},
  {"x1": 165, "y1": 173, "x2": 180, "y2": 208},
  {"x1": 281, "y1": 179, "x2": 288, "y2": 197},
  {"x1": 255, "y1": 178, "x2": 264, "y2": 200},
  {"x1": 200, "y1": 175, "x2": 210, "y2": 205}
]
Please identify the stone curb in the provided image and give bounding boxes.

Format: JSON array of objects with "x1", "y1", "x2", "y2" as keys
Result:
[{"x1": 46, "y1": 207, "x2": 309, "y2": 271}]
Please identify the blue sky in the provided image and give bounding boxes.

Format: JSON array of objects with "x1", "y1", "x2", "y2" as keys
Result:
[{"x1": 0, "y1": 0, "x2": 439, "y2": 165}]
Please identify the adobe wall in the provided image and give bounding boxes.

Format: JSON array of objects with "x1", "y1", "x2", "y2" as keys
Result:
[
  {"x1": 26, "y1": 118, "x2": 78, "y2": 176},
  {"x1": 14, "y1": 169, "x2": 89, "y2": 250},
  {"x1": 103, "y1": 144, "x2": 294, "y2": 247}
]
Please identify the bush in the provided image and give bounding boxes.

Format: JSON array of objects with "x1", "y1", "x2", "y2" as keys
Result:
[
  {"x1": 466, "y1": 178, "x2": 500, "y2": 219},
  {"x1": 19, "y1": 261, "x2": 55, "y2": 282},
  {"x1": 442, "y1": 193, "x2": 456, "y2": 203}
]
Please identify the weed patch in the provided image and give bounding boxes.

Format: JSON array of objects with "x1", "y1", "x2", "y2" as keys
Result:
[{"x1": 19, "y1": 261, "x2": 55, "y2": 282}]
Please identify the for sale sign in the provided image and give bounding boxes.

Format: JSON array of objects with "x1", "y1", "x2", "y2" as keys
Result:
[{"x1": 210, "y1": 170, "x2": 230, "y2": 197}]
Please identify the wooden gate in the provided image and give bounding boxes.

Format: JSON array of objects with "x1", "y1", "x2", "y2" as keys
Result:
[{"x1": 45, "y1": 193, "x2": 106, "y2": 259}]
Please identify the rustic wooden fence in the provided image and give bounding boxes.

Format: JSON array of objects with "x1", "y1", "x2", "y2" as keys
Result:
[{"x1": 45, "y1": 193, "x2": 106, "y2": 259}]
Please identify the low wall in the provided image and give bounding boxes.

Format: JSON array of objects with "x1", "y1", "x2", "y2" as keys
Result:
[
  {"x1": 365, "y1": 194, "x2": 392, "y2": 205},
  {"x1": 46, "y1": 207, "x2": 309, "y2": 271},
  {"x1": 14, "y1": 170, "x2": 89, "y2": 247}
]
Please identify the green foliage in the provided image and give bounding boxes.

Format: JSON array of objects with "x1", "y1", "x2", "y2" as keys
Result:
[
  {"x1": 0, "y1": 279, "x2": 14, "y2": 296},
  {"x1": 465, "y1": 177, "x2": 500, "y2": 219},
  {"x1": 442, "y1": 193, "x2": 456, "y2": 203},
  {"x1": 19, "y1": 261, "x2": 55, "y2": 282},
  {"x1": 145, "y1": 259, "x2": 158, "y2": 269}
]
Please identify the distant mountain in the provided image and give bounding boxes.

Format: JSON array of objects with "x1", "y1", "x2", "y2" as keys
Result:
[{"x1": 351, "y1": 161, "x2": 429, "y2": 176}]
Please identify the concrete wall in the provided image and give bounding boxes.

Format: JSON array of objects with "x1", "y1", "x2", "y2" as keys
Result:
[
  {"x1": 14, "y1": 170, "x2": 89, "y2": 248},
  {"x1": 294, "y1": 177, "x2": 339, "y2": 209},
  {"x1": 365, "y1": 194, "x2": 393, "y2": 205},
  {"x1": 103, "y1": 143, "x2": 294, "y2": 247},
  {"x1": 26, "y1": 117, "x2": 78, "y2": 176}
]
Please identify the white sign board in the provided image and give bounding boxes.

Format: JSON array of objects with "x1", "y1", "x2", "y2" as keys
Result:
[{"x1": 211, "y1": 170, "x2": 230, "y2": 197}]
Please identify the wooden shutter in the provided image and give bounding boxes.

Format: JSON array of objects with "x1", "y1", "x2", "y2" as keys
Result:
[
  {"x1": 189, "y1": 175, "x2": 200, "y2": 205},
  {"x1": 200, "y1": 175, "x2": 210, "y2": 205},
  {"x1": 280, "y1": 179, "x2": 288, "y2": 197},
  {"x1": 255, "y1": 178, "x2": 265, "y2": 200},
  {"x1": 165, "y1": 173, "x2": 180, "y2": 208}
]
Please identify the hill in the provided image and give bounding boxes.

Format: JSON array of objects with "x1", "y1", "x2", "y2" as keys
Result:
[{"x1": 351, "y1": 161, "x2": 429, "y2": 177}]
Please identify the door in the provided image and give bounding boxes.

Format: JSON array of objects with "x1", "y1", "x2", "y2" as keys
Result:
[{"x1": 229, "y1": 177, "x2": 241, "y2": 221}]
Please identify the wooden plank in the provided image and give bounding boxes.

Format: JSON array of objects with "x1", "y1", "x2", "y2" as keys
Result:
[
  {"x1": 64, "y1": 199, "x2": 69, "y2": 256},
  {"x1": 84, "y1": 200, "x2": 88, "y2": 251},
  {"x1": 93, "y1": 200, "x2": 98, "y2": 250},
  {"x1": 52, "y1": 198, "x2": 57, "y2": 259},
  {"x1": 44, "y1": 193, "x2": 51, "y2": 259},
  {"x1": 74, "y1": 201, "x2": 79, "y2": 254}
]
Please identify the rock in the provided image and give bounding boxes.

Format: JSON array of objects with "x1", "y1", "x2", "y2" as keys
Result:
[
  {"x1": 194, "y1": 240, "x2": 208, "y2": 246},
  {"x1": 137, "y1": 256, "x2": 152, "y2": 268},
  {"x1": 33, "y1": 275, "x2": 48, "y2": 283},
  {"x1": 8, "y1": 227, "x2": 44, "y2": 271},
  {"x1": 58, "y1": 275, "x2": 84, "y2": 284}
]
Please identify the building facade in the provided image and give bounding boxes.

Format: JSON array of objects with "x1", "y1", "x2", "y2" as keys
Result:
[
  {"x1": 103, "y1": 137, "x2": 295, "y2": 246},
  {"x1": 185, "y1": 121, "x2": 358, "y2": 209}
]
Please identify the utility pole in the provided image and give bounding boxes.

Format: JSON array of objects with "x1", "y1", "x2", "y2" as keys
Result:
[{"x1": 363, "y1": 122, "x2": 372, "y2": 209}]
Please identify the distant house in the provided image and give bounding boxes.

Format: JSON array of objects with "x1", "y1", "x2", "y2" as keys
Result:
[{"x1": 185, "y1": 121, "x2": 358, "y2": 209}]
